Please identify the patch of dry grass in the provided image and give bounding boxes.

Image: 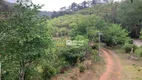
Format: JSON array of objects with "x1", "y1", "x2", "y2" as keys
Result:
[
  {"x1": 51, "y1": 59, "x2": 105, "y2": 80},
  {"x1": 110, "y1": 46, "x2": 142, "y2": 80},
  {"x1": 121, "y1": 66, "x2": 142, "y2": 80}
]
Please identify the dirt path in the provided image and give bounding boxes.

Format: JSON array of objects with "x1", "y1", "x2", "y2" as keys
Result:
[
  {"x1": 52, "y1": 48, "x2": 122, "y2": 80},
  {"x1": 99, "y1": 49, "x2": 122, "y2": 80}
]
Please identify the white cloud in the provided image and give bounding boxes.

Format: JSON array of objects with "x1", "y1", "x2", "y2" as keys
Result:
[{"x1": 32, "y1": 0, "x2": 86, "y2": 11}]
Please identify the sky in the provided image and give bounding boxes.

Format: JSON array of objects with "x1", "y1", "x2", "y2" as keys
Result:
[
  {"x1": 6, "y1": 0, "x2": 121, "y2": 11},
  {"x1": 32, "y1": 0, "x2": 87, "y2": 11}
]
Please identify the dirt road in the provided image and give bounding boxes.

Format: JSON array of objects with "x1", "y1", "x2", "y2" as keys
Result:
[
  {"x1": 99, "y1": 49, "x2": 122, "y2": 80},
  {"x1": 52, "y1": 48, "x2": 122, "y2": 80}
]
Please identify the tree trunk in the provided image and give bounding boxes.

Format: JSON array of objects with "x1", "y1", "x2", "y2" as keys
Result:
[
  {"x1": 19, "y1": 60, "x2": 25, "y2": 80},
  {"x1": 131, "y1": 25, "x2": 141, "y2": 38}
]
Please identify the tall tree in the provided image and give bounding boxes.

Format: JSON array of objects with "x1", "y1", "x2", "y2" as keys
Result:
[
  {"x1": 71, "y1": 2, "x2": 78, "y2": 11},
  {"x1": 103, "y1": 24, "x2": 130, "y2": 46},
  {"x1": 131, "y1": 0, "x2": 133, "y2": 3},
  {"x1": 117, "y1": 0, "x2": 142, "y2": 38},
  {"x1": 1, "y1": 1, "x2": 52, "y2": 80},
  {"x1": 82, "y1": 1, "x2": 88, "y2": 8},
  {"x1": 0, "y1": 0, "x2": 9, "y2": 12},
  {"x1": 60, "y1": 6, "x2": 66, "y2": 11}
]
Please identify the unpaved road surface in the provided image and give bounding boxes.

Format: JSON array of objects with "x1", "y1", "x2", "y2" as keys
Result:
[
  {"x1": 52, "y1": 48, "x2": 122, "y2": 80},
  {"x1": 99, "y1": 49, "x2": 122, "y2": 80}
]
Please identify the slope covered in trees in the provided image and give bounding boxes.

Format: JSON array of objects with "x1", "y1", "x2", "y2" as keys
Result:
[
  {"x1": 74, "y1": 0, "x2": 142, "y2": 38},
  {"x1": 51, "y1": 0, "x2": 109, "y2": 18}
]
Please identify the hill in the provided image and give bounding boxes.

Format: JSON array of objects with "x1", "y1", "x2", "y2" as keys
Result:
[
  {"x1": 0, "y1": 1, "x2": 52, "y2": 18},
  {"x1": 0, "y1": 0, "x2": 14, "y2": 12},
  {"x1": 38, "y1": 11, "x2": 53, "y2": 17}
]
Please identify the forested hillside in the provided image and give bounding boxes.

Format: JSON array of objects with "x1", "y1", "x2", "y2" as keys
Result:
[
  {"x1": 51, "y1": 0, "x2": 109, "y2": 18},
  {"x1": 0, "y1": 0, "x2": 14, "y2": 11},
  {"x1": 75, "y1": 0, "x2": 142, "y2": 38},
  {"x1": 1, "y1": 0, "x2": 142, "y2": 80}
]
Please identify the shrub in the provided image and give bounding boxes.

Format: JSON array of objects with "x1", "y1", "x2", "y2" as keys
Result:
[
  {"x1": 42, "y1": 65, "x2": 57, "y2": 79},
  {"x1": 62, "y1": 47, "x2": 85, "y2": 66},
  {"x1": 62, "y1": 35, "x2": 89, "y2": 66},
  {"x1": 134, "y1": 47, "x2": 142, "y2": 57},
  {"x1": 91, "y1": 43, "x2": 99, "y2": 49},
  {"x1": 91, "y1": 50, "x2": 100, "y2": 62},
  {"x1": 60, "y1": 66, "x2": 69, "y2": 73},
  {"x1": 103, "y1": 24, "x2": 131, "y2": 46},
  {"x1": 77, "y1": 63, "x2": 86, "y2": 72},
  {"x1": 123, "y1": 44, "x2": 137, "y2": 53}
]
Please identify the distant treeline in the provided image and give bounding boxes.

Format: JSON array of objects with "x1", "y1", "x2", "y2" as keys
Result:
[
  {"x1": 51, "y1": 0, "x2": 109, "y2": 18},
  {"x1": 0, "y1": 0, "x2": 109, "y2": 18}
]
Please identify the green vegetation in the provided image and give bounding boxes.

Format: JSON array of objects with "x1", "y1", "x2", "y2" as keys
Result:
[
  {"x1": 140, "y1": 29, "x2": 142, "y2": 39},
  {"x1": 134, "y1": 47, "x2": 142, "y2": 57},
  {"x1": 123, "y1": 44, "x2": 134, "y2": 53},
  {"x1": 103, "y1": 24, "x2": 130, "y2": 46},
  {"x1": 122, "y1": 43, "x2": 142, "y2": 57},
  {"x1": 91, "y1": 50, "x2": 99, "y2": 62},
  {"x1": 1, "y1": 0, "x2": 142, "y2": 80},
  {"x1": 123, "y1": 44, "x2": 137, "y2": 53},
  {"x1": 77, "y1": 63, "x2": 86, "y2": 72},
  {"x1": 117, "y1": 0, "x2": 142, "y2": 38},
  {"x1": 75, "y1": 0, "x2": 142, "y2": 38}
]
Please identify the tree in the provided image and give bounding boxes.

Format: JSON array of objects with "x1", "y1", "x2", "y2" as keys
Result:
[
  {"x1": 117, "y1": 0, "x2": 142, "y2": 38},
  {"x1": 69, "y1": 22, "x2": 77, "y2": 28},
  {"x1": 88, "y1": 29, "x2": 100, "y2": 42},
  {"x1": 71, "y1": 2, "x2": 78, "y2": 11},
  {"x1": 51, "y1": 11, "x2": 58, "y2": 18},
  {"x1": 59, "y1": 27, "x2": 68, "y2": 37},
  {"x1": 82, "y1": 1, "x2": 88, "y2": 8},
  {"x1": 1, "y1": 1, "x2": 52, "y2": 80},
  {"x1": 103, "y1": 24, "x2": 131, "y2": 46},
  {"x1": 131, "y1": 0, "x2": 133, "y2": 3},
  {"x1": 0, "y1": 0, "x2": 9, "y2": 12},
  {"x1": 70, "y1": 15, "x2": 106, "y2": 40},
  {"x1": 92, "y1": 0, "x2": 97, "y2": 5}
]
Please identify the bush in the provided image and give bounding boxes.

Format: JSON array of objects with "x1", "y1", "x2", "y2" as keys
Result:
[
  {"x1": 140, "y1": 29, "x2": 142, "y2": 39},
  {"x1": 134, "y1": 48, "x2": 142, "y2": 57},
  {"x1": 91, "y1": 43, "x2": 99, "y2": 49},
  {"x1": 103, "y1": 24, "x2": 131, "y2": 46},
  {"x1": 91, "y1": 50, "x2": 100, "y2": 62},
  {"x1": 123, "y1": 44, "x2": 137, "y2": 53},
  {"x1": 42, "y1": 65, "x2": 57, "y2": 80},
  {"x1": 77, "y1": 63, "x2": 86, "y2": 72}
]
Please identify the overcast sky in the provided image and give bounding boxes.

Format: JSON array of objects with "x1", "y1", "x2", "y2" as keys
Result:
[
  {"x1": 6, "y1": 0, "x2": 121, "y2": 11},
  {"x1": 32, "y1": 0, "x2": 87, "y2": 11}
]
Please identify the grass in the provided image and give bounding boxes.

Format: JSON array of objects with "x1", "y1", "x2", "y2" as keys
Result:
[
  {"x1": 110, "y1": 45, "x2": 142, "y2": 80},
  {"x1": 122, "y1": 66, "x2": 142, "y2": 80}
]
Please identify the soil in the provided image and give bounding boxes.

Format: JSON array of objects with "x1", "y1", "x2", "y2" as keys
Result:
[
  {"x1": 111, "y1": 47, "x2": 142, "y2": 80},
  {"x1": 52, "y1": 48, "x2": 122, "y2": 80},
  {"x1": 52, "y1": 47, "x2": 142, "y2": 80},
  {"x1": 98, "y1": 49, "x2": 122, "y2": 80},
  {"x1": 51, "y1": 60, "x2": 105, "y2": 80}
]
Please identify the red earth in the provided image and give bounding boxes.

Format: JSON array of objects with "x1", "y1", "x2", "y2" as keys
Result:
[
  {"x1": 52, "y1": 48, "x2": 122, "y2": 80},
  {"x1": 99, "y1": 49, "x2": 122, "y2": 80}
]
